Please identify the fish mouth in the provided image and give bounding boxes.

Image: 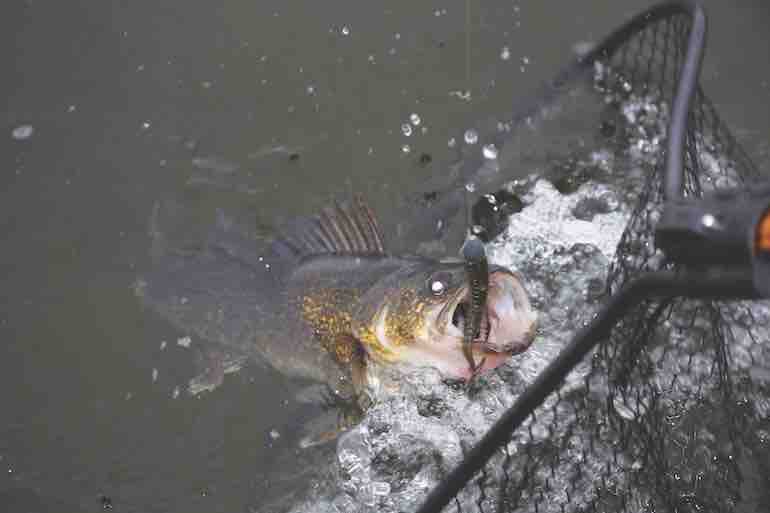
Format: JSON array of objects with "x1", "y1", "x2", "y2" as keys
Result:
[{"x1": 449, "y1": 269, "x2": 537, "y2": 357}]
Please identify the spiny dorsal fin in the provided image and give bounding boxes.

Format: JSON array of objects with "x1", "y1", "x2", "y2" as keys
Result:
[{"x1": 275, "y1": 195, "x2": 387, "y2": 259}]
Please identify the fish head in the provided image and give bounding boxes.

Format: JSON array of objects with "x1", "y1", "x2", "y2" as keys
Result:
[{"x1": 355, "y1": 259, "x2": 537, "y2": 381}]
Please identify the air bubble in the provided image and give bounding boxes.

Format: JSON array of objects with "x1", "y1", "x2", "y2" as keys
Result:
[{"x1": 464, "y1": 129, "x2": 478, "y2": 145}]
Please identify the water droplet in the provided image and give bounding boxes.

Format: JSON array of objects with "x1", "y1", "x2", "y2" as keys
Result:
[
  {"x1": 522, "y1": 56, "x2": 530, "y2": 65},
  {"x1": 11, "y1": 125, "x2": 34, "y2": 140},
  {"x1": 482, "y1": 143, "x2": 499, "y2": 160},
  {"x1": 269, "y1": 429, "x2": 281, "y2": 440},
  {"x1": 401, "y1": 144, "x2": 411, "y2": 154},
  {"x1": 471, "y1": 225, "x2": 484, "y2": 234},
  {"x1": 141, "y1": 121, "x2": 151, "y2": 130},
  {"x1": 152, "y1": 368, "x2": 158, "y2": 383},
  {"x1": 464, "y1": 129, "x2": 478, "y2": 145},
  {"x1": 465, "y1": 182, "x2": 476, "y2": 193},
  {"x1": 401, "y1": 123, "x2": 412, "y2": 137},
  {"x1": 500, "y1": 46, "x2": 511, "y2": 61},
  {"x1": 394, "y1": 32, "x2": 401, "y2": 40},
  {"x1": 341, "y1": 26, "x2": 350, "y2": 36},
  {"x1": 306, "y1": 84, "x2": 315, "y2": 95},
  {"x1": 449, "y1": 90, "x2": 472, "y2": 101},
  {"x1": 409, "y1": 113, "x2": 421, "y2": 126}
]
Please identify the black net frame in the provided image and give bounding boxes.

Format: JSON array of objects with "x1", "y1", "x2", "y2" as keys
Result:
[{"x1": 418, "y1": 2, "x2": 770, "y2": 512}]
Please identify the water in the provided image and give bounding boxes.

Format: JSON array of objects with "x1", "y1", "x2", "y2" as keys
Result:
[{"x1": 1, "y1": 1, "x2": 769, "y2": 512}]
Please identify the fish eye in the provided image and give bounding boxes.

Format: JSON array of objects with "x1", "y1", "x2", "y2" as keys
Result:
[
  {"x1": 430, "y1": 280, "x2": 446, "y2": 295},
  {"x1": 427, "y1": 271, "x2": 453, "y2": 296}
]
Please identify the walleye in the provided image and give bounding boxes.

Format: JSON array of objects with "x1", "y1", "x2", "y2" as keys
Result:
[{"x1": 135, "y1": 196, "x2": 537, "y2": 441}]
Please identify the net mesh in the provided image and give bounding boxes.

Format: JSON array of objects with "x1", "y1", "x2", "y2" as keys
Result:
[{"x1": 447, "y1": 4, "x2": 770, "y2": 513}]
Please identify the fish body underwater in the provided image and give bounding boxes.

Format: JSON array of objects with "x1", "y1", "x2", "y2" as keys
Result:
[{"x1": 135, "y1": 197, "x2": 537, "y2": 440}]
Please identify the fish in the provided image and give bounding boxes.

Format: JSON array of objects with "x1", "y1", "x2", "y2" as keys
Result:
[{"x1": 134, "y1": 196, "x2": 537, "y2": 442}]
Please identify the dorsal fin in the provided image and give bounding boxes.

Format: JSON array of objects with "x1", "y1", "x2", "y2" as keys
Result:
[{"x1": 273, "y1": 195, "x2": 387, "y2": 260}]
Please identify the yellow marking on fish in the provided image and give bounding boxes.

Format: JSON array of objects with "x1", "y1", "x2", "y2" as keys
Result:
[
  {"x1": 300, "y1": 289, "x2": 359, "y2": 364},
  {"x1": 356, "y1": 306, "x2": 398, "y2": 362},
  {"x1": 358, "y1": 325, "x2": 397, "y2": 362},
  {"x1": 380, "y1": 289, "x2": 428, "y2": 348}
]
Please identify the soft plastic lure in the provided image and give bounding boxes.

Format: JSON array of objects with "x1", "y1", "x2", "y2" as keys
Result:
[{"x1": 461, "y1": 237, "x2": 489, "y2": 376}]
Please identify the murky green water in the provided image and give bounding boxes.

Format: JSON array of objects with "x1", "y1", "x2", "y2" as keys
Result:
[{"x1": 1, "y1": 1, "x2": 768, "y2": 511}]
